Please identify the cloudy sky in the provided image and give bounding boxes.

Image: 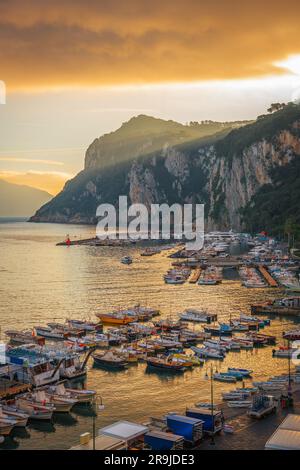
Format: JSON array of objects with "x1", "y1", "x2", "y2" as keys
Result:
[{"x1": 1, "y1": 0, "x2": 300, "y2": 194}]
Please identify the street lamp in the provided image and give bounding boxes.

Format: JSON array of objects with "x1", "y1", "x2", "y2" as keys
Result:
[
  {"x1": 287, "y1": 340, "x2": 293, "y2": 407},
  {"x1": 92, "y1": 395, "x2": 105, "y2": 450},
  {"x1": 205, "y1": 363, "x2": 217, "y2": 445}
]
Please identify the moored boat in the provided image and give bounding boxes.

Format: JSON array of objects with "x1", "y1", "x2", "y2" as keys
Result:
[{"x1": 92, "y1": 351, "x2": 128, "y2": 369}]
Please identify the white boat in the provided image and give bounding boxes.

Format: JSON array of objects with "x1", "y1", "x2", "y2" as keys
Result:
[
  {"x1": 213, "y1": 373, "x2": 237, "y2": 383},
  {"x1": 227, "y1": 401, "x2": 252, "y2": 408},
  {"x1": 5, "y1": 345, "x2": 61, "y2": 387},
  {"x1": 48, "y1": 383, "x2": 96, "y2": 403},
  {"x1": 0, "y1": 419, "x2": 15, "y2": 436},
  {"x1": 34, "y1": 325, "x2": 68, "y2": 340},
  {"x1": 15, "y1": 397, "x2": 54, "y2": 420},
  {"x1": 0, "y1": 405, "x2": 29, "y2": 427},
  {"x1": 191, "y1": 346, "x2": 224, "y2": 360},
  {"x1": 179, "y1": 309, "x2": 217, "y2": 323}
]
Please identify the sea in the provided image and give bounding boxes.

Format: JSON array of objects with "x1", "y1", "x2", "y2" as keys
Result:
[{"x1": 0, "y1": 218, "x2": 298, "y2": 449}]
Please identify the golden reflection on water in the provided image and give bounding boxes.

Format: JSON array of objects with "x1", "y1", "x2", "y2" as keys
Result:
[{"x1": 0, "y1": 221, "x2": 298, "y2": 449}]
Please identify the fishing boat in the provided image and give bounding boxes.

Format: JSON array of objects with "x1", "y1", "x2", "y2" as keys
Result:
[
  {"x1": 152, "y1": 337, "x2": 182, "y2": 350},
  {"x1": 222, "y1": 391, "x2": 252, "y2": 401},
  {"x1": 227, "y1": 367, "x2": 253, "y2": 377},
  {"x1": 0, "y1": 405, "x2": 29, "y2": 427},
  {"x1": 92, "y1": 351, "x2": 128, "y2": 369},
  {"x1": 5, "y1": 346, "x2": 61, "y2": 387},
  {"x1": 172, "y1": 353, "x2": 204, "y2": 366},
  {"x1": 15, "y1": 397, "x2": 54, "y2": 420},
  {"x1": 272, "y1": 347, "x2": 297, "y2": 358},
  {"x1": 66, "y1": 319, "x2": 103, "y2": 333},
  {"x1": 283, "y1": 329, "x2": 300, "y2": 341},
  {"x1": 146, "y1": 356, "x2": 187, "y2": 372},
  {"x1": 191, "y1": 346, "x2": 225, "y2": 360},
  {"x1": 121, "y1": 256, "x2": 133, "y2": 265},
  {"x1": 0, "y1": 419, "x2": 15, "y2": 436},
  {"x1": 153, "y1": 319, "x2": 181, "y2": 331},
  {"x1": 26, "y1": 390, "x2": 76, "y2": 413},
  {"x1": 227, "y1": 400, "x2": 252, "y2": 408},
  {"x1": 48, "y1": 383, "x2": 96, "y2": 403},
  {"x1": 229, "y1": 321, "x2": 249, "y2": 332},
  {"x1": 213, "y1": 373, "x2": 237, "y2": 383},
  {"x1": 34, "y1": 325, "x2": 69, "y2": 340},
  {"x1": 95, "y1": 312, "x2": 135, "y2": 325},
  {"x1": 179, "y1": 309, "x2": 217, "y2": 324},
  {"x1": 251, "y1": 296, "x2": 300, "y2": 316},
  {"x1": 204, "y1": 323, "x2": 232, "y2": 336},
  {"x1": 5, "y1": 329, "x2": 45, "y2": 346}
]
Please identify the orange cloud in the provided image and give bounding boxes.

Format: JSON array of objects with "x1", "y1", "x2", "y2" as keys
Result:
[
  {"x1": 1, "y1": 0, "x2": 300, "y2": 89},
  {"x1": 0, "y1": 170, "x2": 72, "y2": 194}
]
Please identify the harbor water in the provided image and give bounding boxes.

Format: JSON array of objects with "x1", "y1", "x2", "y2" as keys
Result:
[{"x1": 0, "y1": 219, "x2": 299, "y2": 449}]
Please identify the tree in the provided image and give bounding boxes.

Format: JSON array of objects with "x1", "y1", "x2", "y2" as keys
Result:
[{"x1": 267, "y1": 103, "x2": 286, "y2": 114}]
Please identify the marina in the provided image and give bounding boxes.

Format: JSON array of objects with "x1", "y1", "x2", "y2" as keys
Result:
[{"x1": 1, "y1": 221, "x2": 300, "y2": 450}]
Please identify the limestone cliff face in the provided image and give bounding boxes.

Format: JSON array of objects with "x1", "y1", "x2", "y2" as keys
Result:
[{"x1": 29, "y1": 109, "x2": 300, "y2": 230}]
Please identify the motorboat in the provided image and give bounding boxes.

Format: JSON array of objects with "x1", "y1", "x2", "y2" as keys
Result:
[
  {"x1": 121, "y1": 256, "x2": 133, "y2": 265},
  {"x1": 213, "y1": 373, "x2": 237, "y2": 383},
  {"x1": 0, "y1": 405, "x2": 29, "y2": 427},
  {"x1": 5, "y1": 329, "x2": 45, "y2": 346},
  {"x1": 92, "y1": 351, "x2": 128, "y2": 369}
]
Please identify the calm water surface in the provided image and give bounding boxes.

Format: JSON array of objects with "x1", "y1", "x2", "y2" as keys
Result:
[{"x1": 0, "y1": 220, "x2": 298, "y2": 449}]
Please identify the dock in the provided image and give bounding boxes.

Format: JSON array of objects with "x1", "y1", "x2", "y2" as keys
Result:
[
  {"x1": 189, "y1": 268, "x2": 202, "y2": 284},
  {"x1": 0, "y1": 379, "x2": 31, "y2": 399},
  {"x1": 257, "y1": 265, "x2": 278, "y2": 287}
]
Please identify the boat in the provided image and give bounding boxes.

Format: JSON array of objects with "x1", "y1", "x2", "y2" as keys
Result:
[
  {"x1": 272, "y1": 347, "x2": 298, "y2": 358},
  {"x1": 251, "y1": 296, "x2": 300, "y2": 316},
  {"x1": 48, "y1": 383, "x2": 96, "y2": 403},
  {"x1": 283, "y1": 329, "x2": 300, "y2": 341},
  {"x1": 227, "y1": 401, "x2": 252, "y2": 408},
  {"x1": 153, "y1": 319, "x2": 181, "y2": 331},
  {"x1": 5, "y1": 345, "x2": 61, "y2": 387},
  {"x1": 227, "y1": 367, "x2": 253, "y2": 377},
  {"x1": 66, "y1": 319, "x2": 103, "y2": 333},
  {"x1": 222, "y1": 391, "x2": 252, "y2": 401},
  {"x1": 5, "y1": 329, "x2": 45, "y2": 346},
  {"x1": 27, "y1": 390, "x2": 76, "y2": 413},
  {"x1": 179, "y1": 309, "x2": 217, "y2": 324},
  {"x1": 213, "y1": 373, "x2": 237, "y2": 383},
  {"x1": 34, "y1": 325, "x2": 69, "y2": 340},
  {"x1": 15, "y1": 397, "x2": 54, "y2": 420},
  {"x1": 95, "y1": 312, "x2": 135, "y2": 325},
  {"x1": 204, "y1": 323, "x2": 232, "y2": 336},
  {"x1": 92, "y1": 351, "x2": 128, "y2": 369},
  {"x1": 223, "y1": 424, "x2": 234, "y2": 433},
  {"x1": 121, "y1": 256, "x2": 133, "y2": 265},
  {"x1": 172, "y1": 353, "x2": 204, "y2": 366},
  {"x1": 0, "y1": 405, "x2": 29, "y2": 427},
  {"x1": 146, "y1": 356, "x2": 187, "y2": 372},
  {"x1": 191, "y1": 346, "x2": 225, "y2": 360},
  {"x1": 0, "y1": 419, "x2": 15, "y2": 436}
]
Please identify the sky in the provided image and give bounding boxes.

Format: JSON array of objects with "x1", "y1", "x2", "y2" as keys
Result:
[{"x1": 1, "y1": 0, "x2": 300, "y2": 194}]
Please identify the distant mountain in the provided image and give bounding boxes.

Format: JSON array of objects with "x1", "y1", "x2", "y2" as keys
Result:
[
  {"x1": 30, "y1": 105, "x2": 300, "y2": 235},
  {"x1": 0, "y1": 179, "x2": 52, "y2": 217}
]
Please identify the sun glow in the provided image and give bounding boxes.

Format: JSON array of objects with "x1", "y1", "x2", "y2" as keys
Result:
[{"x1": 275, "y1": 55, "x2": 300, "y2": 76}]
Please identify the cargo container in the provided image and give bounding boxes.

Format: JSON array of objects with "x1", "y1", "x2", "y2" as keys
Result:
[
  {"x1": 166, "y1": 414, "x2": 203, "y2": 444},
  {"x1": 185, "y1": 407, "x2": 223, "y2": 435},
  {"x1": 144, "y1": 430, "x2": 184, "y2": 450}
]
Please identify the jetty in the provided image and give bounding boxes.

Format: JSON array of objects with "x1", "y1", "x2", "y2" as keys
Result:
[{"x1": 257, "y1": 266, "x2": 278, "y2": 287}]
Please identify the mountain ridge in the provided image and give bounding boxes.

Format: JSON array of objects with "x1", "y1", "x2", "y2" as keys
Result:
[
  {"x1": 0, "y1": 179, "x2": 52, "y2": 217},
  {"x1": 29, "y1": 105, "x2": 300, "y2": 235}
]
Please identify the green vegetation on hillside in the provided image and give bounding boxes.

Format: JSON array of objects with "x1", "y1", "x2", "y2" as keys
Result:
[
  {"x1": 241, "y1": 155, "x2": 300, "y2": 237},
  {"x1": 215, "y1": 103, "x2": 300, "y2": 163}
]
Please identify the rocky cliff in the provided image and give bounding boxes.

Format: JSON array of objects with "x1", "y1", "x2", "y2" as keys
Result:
[{"x1": 30, "y1": 105, "x2": 300, "y2": 233}]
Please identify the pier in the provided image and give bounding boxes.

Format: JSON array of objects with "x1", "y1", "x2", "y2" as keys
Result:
[{"x1": 257, "y1": 265, "x2": 279, "y2": 287}]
